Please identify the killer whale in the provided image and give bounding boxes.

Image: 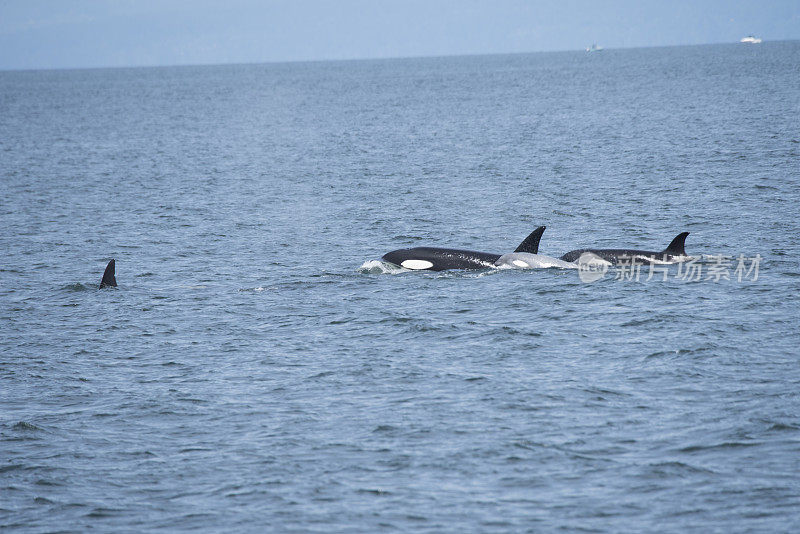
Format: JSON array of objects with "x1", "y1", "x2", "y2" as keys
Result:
[
  {"x1": 382, "y1": 226, "x2": 546, "y2": 271},
  {"x1": 494, "y1": 227, "x2": 578, "y2": 269},
  {"x1": 559, "y1": 232, "x2": 690, "y2": 265},
  {"x1": 100, "y1": 259, "x2": 117, "y2": 288}
]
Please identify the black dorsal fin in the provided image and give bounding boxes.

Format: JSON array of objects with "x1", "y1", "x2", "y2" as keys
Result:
[
  {"x1": 514, "y1": 226, "x2": 546, "y2": 254},
  {"x1": 100, "y1": 259, "x2": 117, "y2": 289},
  {"x1": 663, "y1": 232, "x2": 689, "y2": 256}
]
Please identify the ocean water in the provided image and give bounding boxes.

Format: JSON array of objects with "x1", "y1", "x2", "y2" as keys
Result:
[{"x1": 2, "y1": 42, "x2": 799, "y2": 532}]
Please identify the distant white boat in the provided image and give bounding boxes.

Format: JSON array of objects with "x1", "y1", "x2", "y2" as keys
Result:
[
  {"x1": 586, "y1": 44, "x2": 603, "y2": 53},
  {"x1": 740, "y1": 35, "x2": 762, "y2": 44}
]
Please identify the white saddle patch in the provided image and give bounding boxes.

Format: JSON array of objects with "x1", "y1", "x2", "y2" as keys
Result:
[{"x1": 496, "y1": 252, "x2": 578, "y2": 270}]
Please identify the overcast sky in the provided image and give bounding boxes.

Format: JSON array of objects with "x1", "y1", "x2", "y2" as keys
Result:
[{"x1": 1, "y1": 0, "x2": 798, "y2": 70}]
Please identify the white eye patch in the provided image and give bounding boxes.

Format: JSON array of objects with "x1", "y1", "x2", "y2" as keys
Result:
[{"x1": 401, "y1": 259, "x2": 434, "y2": 270}]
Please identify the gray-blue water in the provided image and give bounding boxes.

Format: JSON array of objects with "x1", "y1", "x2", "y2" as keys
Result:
[{"x1": 2, "y1": 42, "x2": 800, "y2": 532}]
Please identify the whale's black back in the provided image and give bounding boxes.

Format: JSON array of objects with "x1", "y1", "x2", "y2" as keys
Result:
[
  {"x1": 559, "y1": 232, "x2": 690, "y2": 264},
  {"x1": 382, "y1": 247, "x2": 500, "y2": 271},
  {"x1": 560, "y1": 248, "x2": 665, "y2": 263}
]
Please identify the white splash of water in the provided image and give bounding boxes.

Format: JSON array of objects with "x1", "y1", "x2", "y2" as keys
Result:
[{"x1": 357, "y1": 260, "x2": 408, "y2": 274}]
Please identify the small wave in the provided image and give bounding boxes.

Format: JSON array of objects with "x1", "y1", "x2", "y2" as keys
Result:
[
  {"x1": 357, "y1": 260, "x2": 407, "y2": 274},
  {"x1": 621, "y1": 317, "x2": 668, "y2": 327},
  {"x1": 645, "y1": 348, "x2": 695, "y2": 359},
  {"x1": 392, "y1": 234, "x2": 423, "y2": 243},
  {"x1": 768, "y1": 422, "x2": 799, "y2": 432},
  {"x1": 0, "y1": 464, "x2": 24, "y2": 473},
  {"x1": 61, "y1": 283, "x2": 89, "y2": 291},
  {"x1": 679, "y1": 441, "x2": 761, "y2": 453},
  {"x1": 238, "y1": 286, "x2": 272, "y2": 292},
  {"x1": 12, "y1": 421, "x2": 43, "y2": 432},
  {"x1": 643, "y1": 461, "x2": 715, "y2": 476},
  {"x1": 86, "y1": 507, "x2": 123, "y2": 518},
  {"x1": 552, "y1": 209, "x2": 574, "y2": 217},
  {"x1": 356, "y1": 488, "x2": 391, "y2": 495}
]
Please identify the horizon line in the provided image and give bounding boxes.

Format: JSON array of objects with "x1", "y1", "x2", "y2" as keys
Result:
[{"x1": 1, "y1": 38, "x2": 795, "y2": 74}]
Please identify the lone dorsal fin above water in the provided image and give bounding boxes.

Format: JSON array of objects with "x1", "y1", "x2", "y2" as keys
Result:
[
  {"x1": 663, "y1": 232, "x2": 689, "y2": 256},
  {"x1": 100, "y1": 259, "x2": 117, "y2": 289},
  {"x1": 514, "y1": 226, "x2": 546, "y2": 254}
]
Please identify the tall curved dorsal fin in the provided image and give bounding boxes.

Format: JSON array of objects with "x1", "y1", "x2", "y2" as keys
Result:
[
  {"x1": 663, "y1": 232, "x2": 689, "y2": 256},
  {"x1": 514, "y1": 226, "x2": 546, "y2": 254},
  {"x1": 100, "y1": 259, "x2": 117, "y2": 289}
]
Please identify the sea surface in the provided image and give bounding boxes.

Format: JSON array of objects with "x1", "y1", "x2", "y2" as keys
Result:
[{"x1": 2, "y1": 42, "x2": 800, "y2": 532}]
